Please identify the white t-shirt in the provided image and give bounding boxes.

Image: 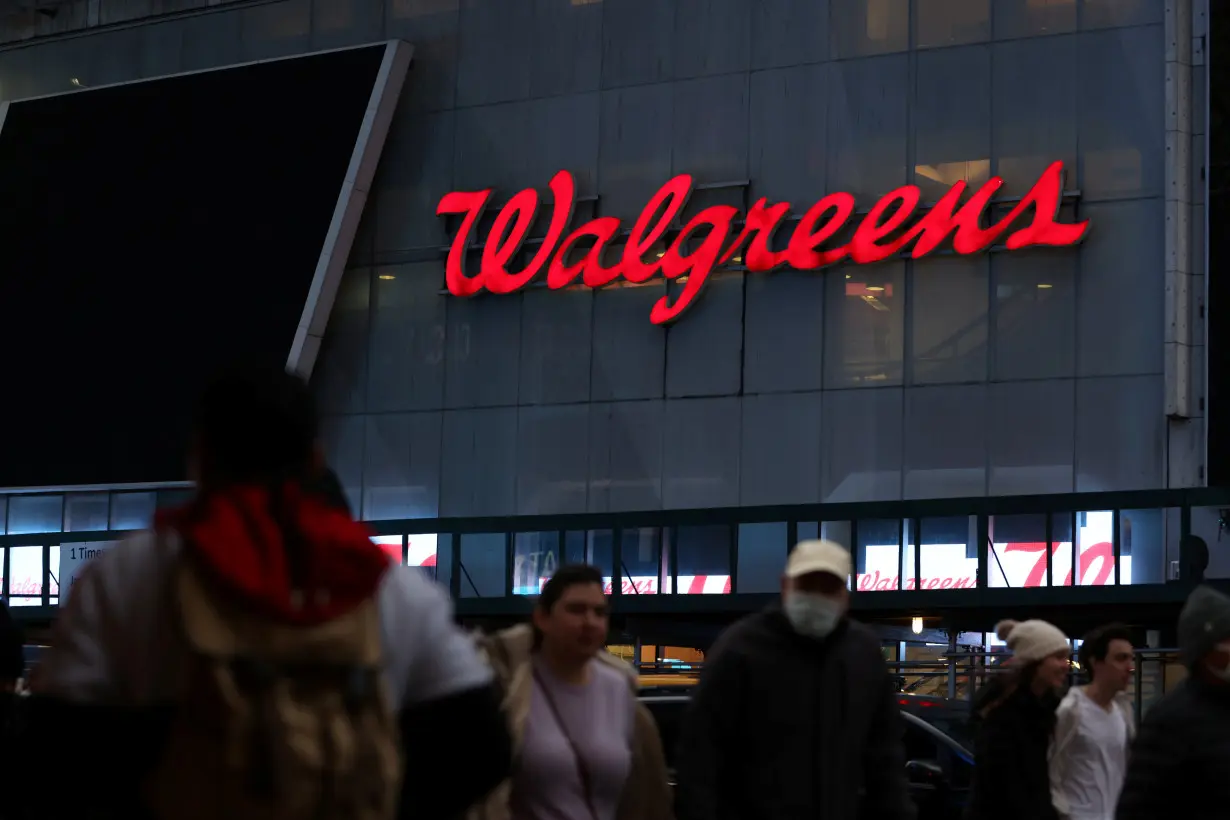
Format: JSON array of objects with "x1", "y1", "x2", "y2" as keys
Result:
[
  {"x1": 33, "y1": 529, "x2": 492, "y2": 709},
  {"x1": 1049, "y1": 687, "x2": 1134, "y2": 820}
]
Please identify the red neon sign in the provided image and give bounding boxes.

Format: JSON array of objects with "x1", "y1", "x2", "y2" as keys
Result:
[{"x1": 437, "y1": 162, "x2": 1088, "y2": 325}]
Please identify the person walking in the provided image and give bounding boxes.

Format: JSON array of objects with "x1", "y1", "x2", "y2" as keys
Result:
[
  {"x1": 1116, "y1": 585, "x2": 1230, "y2": 819},
  {"x1": 966, "y1": 618, "x2": 1072, "y2": 820},
  {"x1": 465, "y1": 563, "x2": 673, "y2": 820},
  {"x1": 1049, "y1": 624, "x2": 1135, "y2": 820},
  {"x1": 19, "y1": 364, "x2": 511, "y2": 820},
  {"x1": 674, "y1": 539, "x2": 915, "y2": 820}
]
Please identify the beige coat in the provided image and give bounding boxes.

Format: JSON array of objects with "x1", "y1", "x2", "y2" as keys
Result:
[{"x1": 464, "y1": 624, "x2": 674, "y2": 820}]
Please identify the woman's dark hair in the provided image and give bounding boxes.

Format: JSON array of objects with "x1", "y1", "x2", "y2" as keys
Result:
[
  {"x1": 193, "y1": 363, "x2": 318, "y2": 486},
  {"x1": 1078, "y1": 623, "x2": 1133, "y2": 682},
  {"x1": 532, "y1": 564, "x2": 606, "y2": 649}
]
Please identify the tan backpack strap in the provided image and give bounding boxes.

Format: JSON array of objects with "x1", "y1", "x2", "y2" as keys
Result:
[{"x1": 175, "y1": 560, "x2": 383, "y2": 667}]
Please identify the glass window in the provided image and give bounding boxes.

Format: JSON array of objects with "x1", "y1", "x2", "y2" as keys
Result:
[
  {"x1": 736, "y1": 522, "x2": 787, "y2": 593},
  {"x1": 0, "y1": 497, "x2": 5, "y2": 534},
  {"x1": 8, "y1": 545, "x2": 42, "y2": 600},
  {"x1": 825, "y1": 263, "x2": 907, "y2": 388},
  {"x1": 110, "y1": 491, "x2": 156, "y2": 531},
  {"x1": 372, "y1": 535, "x2": 403, "y2": 564},
  {"x1": 618, "y1": 528, "x2": 662, "y2": 595},
  {"x1": 513, "y1": 532, "x2": 561, "y2": 596},
  {"x1": 7, "y1": 495, "x2": 62, "y2": 535},
  {"x1": 563, "y1": 531, "x2": 590, "y2": 567},
  {"x1": 65, "y1": 494, "x2": 110, "y2": 532},
  {"x1": 458, "y1": 533, "x2": 507, "y2": 598},
  {"x1": 857, "y1": 519, "x2": 904, "y2": 591},
  {"x1": 1119, "y1": 509, "x2": 1166, "y2": 585},
  {"x1": 915, "y1": 516, "x2": 978, "y2": 591},
  {"x1": 674, "y1": 525, "x2": 731, "y2": 595},
  {"x1": 1184, "y1": 506, "x2": 1222, "y2": 580},
  {"x1": 434, "y1": 535, "x2": 454, "y2": 592},
  {"x1": 407, "y1": 533, "x2": 439, "y2": 574},
  {"x1": 157, "y1": 490, "x2": 193, "y2": 511},
  {"x1": 915, "y1": 0, "x2": 990, "y2": 48},
  {"x1": 989, "y1": 513, "x2": 1046, "y2": 588},
  {"x1": 585, "y1": 530, "x2": 617, "y2": 587},
  {"x1": 1050, "y1": 513, "x2": 1075, "y2": 586},
  {"x1": 830, "y1": 0, "x2": 909, "y2": 58},
  {"x1": 909, "y1": 257, "x2": 989, "y2": 385},
  {"x1": 1077, "y1": 510, "x2": 1116, "y2": 586}
]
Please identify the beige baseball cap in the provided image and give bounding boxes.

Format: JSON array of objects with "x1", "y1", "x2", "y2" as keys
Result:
[{"x1": 785, "y1": 539, "x2": 853, "y2": 580}]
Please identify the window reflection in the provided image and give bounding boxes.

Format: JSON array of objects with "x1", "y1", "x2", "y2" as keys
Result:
[
  {"x1": 513, "y1": 532, "x2": 560, "y2": 596},
  {"x1": 458, "y1": 533, "x2": 507, "y2": 598},
  {"x1": 617, "y1": 528, "x2": 662, "y2": 595},
  {"x1": 736, "y1": 522, "x2": 787, "y2": 593},
  {"x1": 674, "y1": 526, "x2": 731, "y2": 595},
  {"x1": 8, "y1": 495, "x2": 62, "y2": 535},
  {"x1": 857, "y1": 519, "x2": 904, "y2": 591},
  {"x1": 825, "y1": 263, "x2": 906, "y2": 387}
]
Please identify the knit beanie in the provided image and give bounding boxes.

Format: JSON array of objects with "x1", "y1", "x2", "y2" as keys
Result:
[
  {"x1": 995, "y1": 618, "x2": 1071, "y2": 664},
  {"x1": 1177, "y1": 585, "x2": 1230, "y2": 669}
]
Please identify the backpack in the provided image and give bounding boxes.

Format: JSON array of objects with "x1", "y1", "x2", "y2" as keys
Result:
[{"x1": 144, "y1": 558, "x2": 402, "y2": 820}]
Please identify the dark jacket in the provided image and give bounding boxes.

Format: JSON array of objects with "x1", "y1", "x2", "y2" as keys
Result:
[
  {"x1": 675, "y1": 605, "x2": 915, "y2": 820},
  {"x1": 965, "y1": 674, "x2": 1060, "y2": 820},
  {"x1": 1116, "y1": 675, "x2": 1230, "y2": 820}
]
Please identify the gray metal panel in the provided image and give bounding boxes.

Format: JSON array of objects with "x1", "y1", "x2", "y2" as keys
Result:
[
  {"x1": 665, "y1": 276, "x2": 743, "y2": 398},
  {"x1": 739, "y1": 392, "x2": 822, "y2": 506},
  {"x1": 598, "y1": 82, "x2": 673, "y2": 221},
  {"x1": 1075, "y1": 375, "x2": 1165, "y2": 492},
  {"x1": 988, "y1": 380, "x2": 1076, "y2": 496},
  {"x1": 289, "y1": 40, "x2": 413, "y2": 379},
  {"x1": 1077, "y1": 199, "x2": 1165, "y2": 377},
  {"x1": 516, "y1": 404, "x2": 590, "y2": 515},
  {"x1": 440, "y1": 407, "x2": 517, "y2": 517},
  {"x1": 750, "y1": 0, "x2": 828, "y2": 70},
  {"x1": 903, "y1": 384, "x2": 989, "y2": 500},
  {"x1": 367, "y1": 262, "x2": 448, "y2": 412},
  {"x1": 749, "y1": 62, "x2": 828, "y2": 207},
  {"x1": 821, "y1": 387, "x2": 904, "y2": 503},
  {"x1": 519, "y1": 288, "x2": 593, "y2": 406},
  {"x1": 663, "y1": 397, "x2": 740, "y2": 509},
  {"x1": 671, "y1": 0, "x2": 751, "y2": 80},
  {"x1": 743, "y1": 271, "x2": 825, "y2": 395}
]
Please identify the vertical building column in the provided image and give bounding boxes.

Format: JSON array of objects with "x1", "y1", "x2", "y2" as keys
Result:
[{"x1": 1165, "y1": 0, "x2": 1206, "y2": 486}]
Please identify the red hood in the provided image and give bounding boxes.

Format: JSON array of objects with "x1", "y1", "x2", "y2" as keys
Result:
[{"x1": 156, "y1": 483, "x2": 390, "y2": 626}]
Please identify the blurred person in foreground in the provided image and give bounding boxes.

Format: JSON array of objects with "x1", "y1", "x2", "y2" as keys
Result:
[
  {"x1": 1115, "y1": 585, "x2": 1230, "y2": 819},
  {"x1": 1049, "y1": 624, "x2": 1135, "y2": 820},
  {"x1": 966, "y1": 618, "x2": 1072, "y2": 820},
  {"x1": 19, "y1": 364, "x2": 511, "y2": 820},
  {"x1": 466, "y1": 563, "x2": 673, "y2": 820},
  {"x1": 674, "y1": 539, "x2": 915, "y2": 820}
]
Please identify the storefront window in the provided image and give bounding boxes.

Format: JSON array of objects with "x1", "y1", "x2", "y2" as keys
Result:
[
  {"x1": 736, "y1": 522, "x2": 787, "y2": 593},
  {"x1": 616, "y1": 528, "x2": 662, "y2": 595},
  {"x1": 1187, "y1": 506, "x2": 1225, "y2": 579},
  {"x1": 8, "y1": 545, "x2": 42, "y2": 603},
  {"x1": 914, "y1": 516, "x2": 978, "y2": 591},
  {"x1": 674, "y1": 525, "x2": 731, "y2": 595},
  {"x1": 110, "y1": 491, "x2": 156, "y2": 531},
  {"x1": 512, "y1": 532, "x2": 560, "y2": 596},
  {"x1": 458, "y1": 533, "x2": 506, "y2": 598},
  {"x1": 407, "y1": 533, "x2": 439, "y2": 576},
  {"x1": 586, "y1": 530, "x2": 616, "y2": 587},
  {"x1": 989, "y1": 513, "x2": 1063, "y2": 588},
  {"x1": 434, "y1": 536, "x2": 453, "y2": 592},
  {"x1": 7, "y1": 495, "x2": 62, "y2": 535},
  {"x1": 857, "y1": 519, "x2": 906, "y2": 591},
  {"x1": 64, "y1": 494, "x2": 109, "y2": 532},
  {"x1": 371, "y1": 535, "x2": 403, "y2": 564},
  {"x1": 1077, "y1": 510, "x2": 1116, "y2": 586}
]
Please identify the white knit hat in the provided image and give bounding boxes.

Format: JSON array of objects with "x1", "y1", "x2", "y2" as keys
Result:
[{"x1": 995, "y1": 619, "x2": 1070, "y2": 664}]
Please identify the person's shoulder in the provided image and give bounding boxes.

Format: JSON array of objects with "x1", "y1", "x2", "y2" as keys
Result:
[
  {"x1": 376, "y1": 562, "x2": 452, "y2": 622},
  {"x1": 592, "y1": 652, "x2": 637, "y2": 695},
  {"x1": 712, "y1": 610, "x2": 774, "y2": 656},
  {"x1": 1141, "y1": 679, "x2": 1201, "y2": 726},
  {"x1": 68, "y1": 529, "x2": 178, "y2": 605}
]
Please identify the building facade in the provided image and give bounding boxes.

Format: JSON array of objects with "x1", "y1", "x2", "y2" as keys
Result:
[{"x1": 0, "y1": 1, "x2": 1219, "y2": 636}]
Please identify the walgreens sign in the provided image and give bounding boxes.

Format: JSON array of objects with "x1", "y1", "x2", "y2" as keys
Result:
[{"x1": 438, "y1": 162, "x2": 1087, "y2": 324}]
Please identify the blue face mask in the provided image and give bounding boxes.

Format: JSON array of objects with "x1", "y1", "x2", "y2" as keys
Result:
[{"x1": 783, "y1": 592, "x2": 843, "y2": 639}]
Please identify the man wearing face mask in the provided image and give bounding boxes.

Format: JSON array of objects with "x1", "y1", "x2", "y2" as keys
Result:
[
  {"x1": 1115, "y1": 585, "x2": 1230, "y2": 819},
  {"x1": 675, "y1": 540, "x2": 915, "y2": 820}
]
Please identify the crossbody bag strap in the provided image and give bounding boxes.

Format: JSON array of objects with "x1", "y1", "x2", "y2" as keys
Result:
[{"x1": 532, "y1": 667, "x2": 599, "y2": 820}]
